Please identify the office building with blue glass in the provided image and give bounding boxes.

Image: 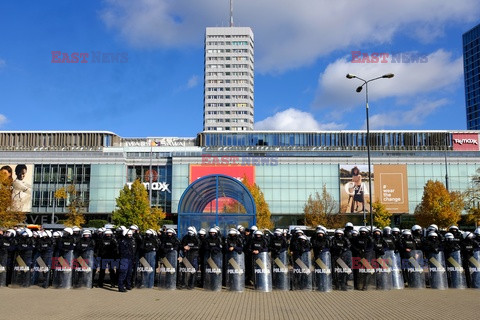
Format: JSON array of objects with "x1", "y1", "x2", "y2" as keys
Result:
[{"x1": 464, "y1": 23, "x2": 480, "y2": 130}]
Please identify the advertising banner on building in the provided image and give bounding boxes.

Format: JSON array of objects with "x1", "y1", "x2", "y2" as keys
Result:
[
  {"x1": 189, "y1": 165, "x2": 255, "y2": 213},
  {"x1": 189, "y1": 165, "x2": 255, "y2": 184},
  {"x1": 373, "y1": 165, "x2": 409, "y2": 214},
  {"x1": 339, "y1": 165, "x2": 373, "y2": 214},
  {"x1": 0, "y1": 163, "x2": 34, "y2": 212},
  {"x1": 452, "y1": 133, "x2": 480, "y2": 151}
]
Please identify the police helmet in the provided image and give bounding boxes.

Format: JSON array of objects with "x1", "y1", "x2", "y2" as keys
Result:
[
  {"x1": 345, "y1": 222, "x2": 354, "y2": 228},
  {"x1": 463, "y1": 232, "x2": 474, "y2": 240},
  {"x1": 474, "y1": 227, "x2": 480, "y2": 236},
  {"x1": 411, "y1": 225, "x2": 422, "y2": 232},
  {"x1": 448, "y1": 225, "x2": 459, "y2": 232},
  {"x1": 209, "y1": 228, "x2": 218, "y2": 234},
  {"x1": 299, "y1": 235, "x2": 307, "y2": 241},
  {"x1": 428, "y1": 231, "x2": 438, "y2": 238},
  {"x1": 63, "y1": 227, "x2": 73, "y2": 236},
  {"x1": 250, "y1": 225, "x2": 258, "y2": 232},
  {"x1": 335, "y1": 229, "x2": 344, "y2": 235},
  {"x1": 444, "y1": 232, "x2": 454, "y2": 240}
]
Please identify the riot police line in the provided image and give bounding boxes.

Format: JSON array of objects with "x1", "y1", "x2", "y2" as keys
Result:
[{"x1": 0, "y1": 223, "x2": 479, "y2": 292}]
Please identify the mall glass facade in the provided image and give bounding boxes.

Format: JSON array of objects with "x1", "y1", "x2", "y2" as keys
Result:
[{"x1": 0, "y1": 130, "x2": 479, "y2": 226}]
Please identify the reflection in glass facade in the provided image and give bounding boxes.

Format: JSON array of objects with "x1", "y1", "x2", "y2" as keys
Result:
[
  {"x1": 127, "y1": 165, "x2": 172, "y2": 213},
  {"x1": 32, "y1": 164, "x2": 90, "y2": 213}
]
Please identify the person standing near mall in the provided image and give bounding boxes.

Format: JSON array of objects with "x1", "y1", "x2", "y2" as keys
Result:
[
  {"x1": 117, "y1": 229, "x2": 137, "y2": 292},
  {"x1": 97, "y1": 229, "x2": 118, "y2": 288},
  {"x1": 249, "y1": 230, "x2": 271, "y2": 291},
  {"x1": 330, "y1": 229, "x2": 353, "y2": 290},
  {"x1": 179, "y1": 227, "x2": 201, "y2": 289}
]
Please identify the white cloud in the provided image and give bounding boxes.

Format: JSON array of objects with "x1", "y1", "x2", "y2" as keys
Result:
[
  {"x1": 186, "y1": 75, "x2": 199, "y2": 89},
  {"x1": 255, "y1": 108, "x2": 345, "y2": 131},
  {"x1": 368, "y1": 99, "x2": 449, "y2": 129},
  {"x1": 100, "y1": 0, "x2": 480, "y2": 73},
  {"x1": 0, "y1": 114, "x2": 7, "y2": 127},
  {"x1": 0, "y1": 58, "x2": 5, "y2": 68},
  {"x1": 313, "y1": 49, "x2": 463, "y2": 110}
]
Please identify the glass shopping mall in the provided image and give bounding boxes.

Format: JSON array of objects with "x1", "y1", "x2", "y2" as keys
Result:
[{"x1": 1, "y1": 130, "x2": 480, "y2": 226}]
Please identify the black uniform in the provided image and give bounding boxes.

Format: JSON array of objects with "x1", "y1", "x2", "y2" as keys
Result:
[
  {"x1": 97, "y1": 234, "x2": 118, "y2": 287},
  {"x1": 117, "y1": 235, "x2": 137, "y2": 292}
]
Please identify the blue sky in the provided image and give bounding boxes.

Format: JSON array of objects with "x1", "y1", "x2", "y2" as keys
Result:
[{"x1": 0, "y1": 0, "x2": 479, "y2": 137}]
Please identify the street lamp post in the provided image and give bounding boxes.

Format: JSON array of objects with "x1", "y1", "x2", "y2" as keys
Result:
[{"x1": 346, "y1": 73, "x2": 394, "y2": 231}]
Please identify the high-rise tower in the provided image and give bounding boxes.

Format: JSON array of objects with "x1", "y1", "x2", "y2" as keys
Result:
[
  {"x1": 203, "y1": 25, "x2": 254, "y2": 131},
  {"x1": 463, "y1": 23, "x2": 480, "y2": 130}
]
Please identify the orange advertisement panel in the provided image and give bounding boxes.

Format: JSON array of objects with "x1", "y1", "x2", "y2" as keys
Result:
[
  {"x1": 373, "y1": 164, "x2": 409, "y2": 214},
  {"x1": 189, "y1": 165, "x2": 255, "y2": 184},
  {"x1": 189, "y1": 165, "x2": 255, "y2": 213}
]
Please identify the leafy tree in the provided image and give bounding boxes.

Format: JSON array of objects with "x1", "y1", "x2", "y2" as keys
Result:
[
  {"x1": 414, "y1": 180, "x2": 464, "y2": 229},
  {"x1": 303, "y1": 185, "x2": 344, "y2": 228},
  {"x1": 242, "y1": 176, "x2": 273, "y2": 229},
  {"x1": 112, "y1": 179, "x2": 165, "y2": 231},
  {"x1": 0, "y1": 170, "x2": 25, "y2": 228},
  {"x1": 372, "y1": 201, "x2": 392, "y2": 228},
  {"x1": 56, "y1": 185, "x2": 86, "y2": 227}
]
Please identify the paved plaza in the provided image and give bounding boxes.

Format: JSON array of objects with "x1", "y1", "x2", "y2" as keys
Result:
[{"x1": 1, "y1": 287, "x2": 479, "y2": 320}]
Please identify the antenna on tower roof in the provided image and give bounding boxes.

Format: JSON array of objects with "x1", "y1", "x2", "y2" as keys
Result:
[{"x1": 230, "y1": 0, "x2": 234, "y2": 27}]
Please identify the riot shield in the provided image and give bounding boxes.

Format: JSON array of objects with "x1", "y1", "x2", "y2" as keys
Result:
[
  {"x1": 253, "y1": 252, "x2": 272, "y2": 292},
  {"x1": 404, "y1": 250, "x2": 426, "y2": 289},
  {"x1": 372, "y1": 251, "x2": 393, "y2": 290},
  {"x1": 178, "y1": 253, "x2": 198, "y2": 290},
  {"x1": 272, "y1": 251, "x2": 289, "y2": 291},
  {"x1": 0, "y1": 250, "x2": 8, "y2": 287},
  {"x1": 445, "y1": 250, "x2": 466, "y2": 289},
  {"x1": 356, "y1": 251, "x2": 376, "y2": 291},
  {"x1": 427, "y1": 251, "x2": 448, "y2": 290},
  {"x1": 204, "y1": 251, "x2": 222, "y2": 291},
  {"x1": 158, "y1": 250, "x2": 178, "y2": 290},
  {"x1": 136, "y1": 251, "x2": 156, "y2": 289},
  {"x1": 313, "y1": 250, "x2": 332, "y2": 292},
  {"x1": 32, "y1": 252, "x2": 52, "y2": 288},
  {"x1": 384, "y1": 250, "x2": 403, "y2": 290},
  {"x1": 292, "y1": 251, "x2": 312, "y2": 291},
  {"x1": 11, "y1": 251, "x2": 32, "y2": 288},
  {"x1": 52, "y1": 250, "x2": 74, "y2": 289},
  {"x1": 226, "y1": 251, "x2": 245, "y2": 292},
  {"x1": 73, "y1": 250, "x2": 94, "y2": 289},
  {"x1": 467, "y1": 249, "x2": 480, "y2": 289},
  {"x1": 333, "y1": 250, "x2": 353, "y2": 291}
]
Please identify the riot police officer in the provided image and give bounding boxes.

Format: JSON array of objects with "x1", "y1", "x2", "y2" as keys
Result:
[
  {"x1": 180, "y1": 227, "x2": 201, "y2": 289},
  {"x1": 117, "y1": 229, "x2": 137, "y2": 292},
  {"x1": 97, "y1": 229, "x2": 118, "y2": 288}
]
